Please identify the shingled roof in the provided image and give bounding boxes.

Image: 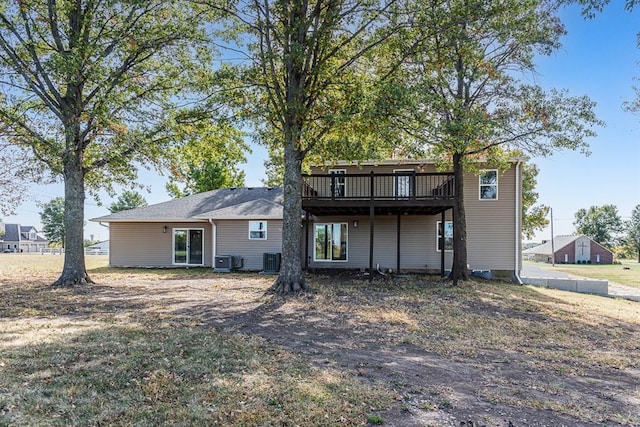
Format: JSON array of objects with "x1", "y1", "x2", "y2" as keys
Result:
[
  {"x1": 2, "y1": 224, "x2": 20, "y2": 241},
  {"x1": 523, "y1": 235, "x2": 580, "y2": 256},
  {"x1": 91, "y1": 187, "x2": 284, "y2": 222}
]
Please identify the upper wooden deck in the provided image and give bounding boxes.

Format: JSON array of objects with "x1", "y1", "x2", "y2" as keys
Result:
[{"x1": 301, "y1": 171, "x2": 456, "y2": 216}]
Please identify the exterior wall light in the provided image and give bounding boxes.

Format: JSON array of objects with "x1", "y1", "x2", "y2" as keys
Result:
[
  {"x1": 163, "y1": 226, "x2": 167, "y2": 233},
  {"x1": 352, "y1": 220, "x2": 358, "y2": 228}
]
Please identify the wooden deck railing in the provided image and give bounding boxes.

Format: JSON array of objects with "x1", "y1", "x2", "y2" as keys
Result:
[{"x1": 301, "y1": 172, "x2": 455, "y2": 201}]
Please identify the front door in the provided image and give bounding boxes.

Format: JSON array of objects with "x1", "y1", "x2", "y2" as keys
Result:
[{"x1": 173, "y1": 228, "x2": 204, "y2": 265}]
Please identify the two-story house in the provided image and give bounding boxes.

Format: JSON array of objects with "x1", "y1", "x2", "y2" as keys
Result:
[
  {"x1": 92, "y1": 159, "x2": 523, "y2": 280},
  {"x1": 0, "y1": 223, "x2": 50, "y2": 253}
]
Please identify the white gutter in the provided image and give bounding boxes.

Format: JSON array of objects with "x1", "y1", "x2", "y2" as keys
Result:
[
  {"x1": 514, "y1": 160, "x2": 523, "y2": 285},
  {"x1": 208, "y1": 218, "x2": 217, "y2": 267}
]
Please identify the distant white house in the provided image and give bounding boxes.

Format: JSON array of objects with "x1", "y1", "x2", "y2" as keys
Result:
[
  {"x1": 86, "y1": 240, "x2": 109, "y2": 255},
  {"x1": 0, "y1": 223, "x2": 49, "y2": 253}
]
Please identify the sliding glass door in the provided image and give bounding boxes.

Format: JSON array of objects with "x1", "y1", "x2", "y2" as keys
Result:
[{"x1": 173, "y1": 228, "x2": 204, "y2": 265}]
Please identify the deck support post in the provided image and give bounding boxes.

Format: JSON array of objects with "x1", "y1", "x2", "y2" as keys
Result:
[
  {"x1": 369, "y1": 205, "x2": 374, "y2": 282},
  {"x1": 396, "y1": 214, "x2": 401, "y2": 273},
  {"x1": 441, "y1": 210, "x2": 446, "y2": 277}
]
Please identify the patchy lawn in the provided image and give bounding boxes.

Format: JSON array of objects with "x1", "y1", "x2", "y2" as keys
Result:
[{"x1": 1, "y1": 254, "x2": 639, "y2": 426}]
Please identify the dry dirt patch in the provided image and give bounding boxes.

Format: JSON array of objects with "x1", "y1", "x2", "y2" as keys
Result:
[{"x1": 1, "y1": 261, "x2": 639, "y2": 426}]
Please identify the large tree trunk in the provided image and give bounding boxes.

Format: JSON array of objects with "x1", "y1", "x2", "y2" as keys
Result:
[
  {"x1": 51, "y1": 154, "x2": 93, "y2": 287},
  {"x1": 273, "y1": 140, "x2": 305, "y2": 294},
  {"x1": 449, "y1": 153, "x2": 469, "y2": 285}
]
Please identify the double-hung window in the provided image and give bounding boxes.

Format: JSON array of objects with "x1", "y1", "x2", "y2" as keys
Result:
[
  {"x1": 249, "y1": 221, "x2": 267, "y2": 240},
  {"x1": 479, "y1": 170, "x2": 498, "y2": 200},
  {"x1": 314, "y1": 223, "x2": 347, "y2": 261}
]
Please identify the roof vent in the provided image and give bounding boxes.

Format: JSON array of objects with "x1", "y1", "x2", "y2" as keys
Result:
[
  {"x1": 229, "y1": 187, "x2": 236, "y2": 191},
  {"x1": 247, "y1": 187, "x2": 253, "y2": 190}
]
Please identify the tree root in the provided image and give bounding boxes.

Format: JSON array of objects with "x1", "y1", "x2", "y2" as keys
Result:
[
  {"x1": 50, "y1": 271, "x2": 95, "y2": 288},
  {"x1": 271, "y1": 277, "x2": 307, "y2": 294}
]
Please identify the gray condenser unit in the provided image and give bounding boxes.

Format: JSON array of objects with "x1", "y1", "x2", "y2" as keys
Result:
[
  {"x1": 214, "y1": 255, "x2": 243, "y2": 272},
  {"x1": 262, "y1": 252, "x2": 281, "y2": 273}
]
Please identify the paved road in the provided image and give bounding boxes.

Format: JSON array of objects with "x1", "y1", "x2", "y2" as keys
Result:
[
  {"x1": 521, "y1": 264, "x2": 572, "y2": 279},
  {"x1": 521, "y1": 262, "x2": 640, "y2": 301}
]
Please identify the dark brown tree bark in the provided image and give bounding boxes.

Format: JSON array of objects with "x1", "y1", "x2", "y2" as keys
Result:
[
  {"x1": 273, "y1": 140, "x2": 306, "y2": 293},
  {"x1": 449, "y1": 152, "x2": 469, "y2": 285},
  {"x1": 52, "y1": 153, "x2": 93, "y2": 287}
]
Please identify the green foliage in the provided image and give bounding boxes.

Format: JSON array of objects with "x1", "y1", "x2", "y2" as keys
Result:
[
  {"x1": 522, "y1": 163, "x2": 550, "y2": 240},
  {"x1": 395, "y1": 0, "x2": 602, "y2": 167},
  {"x1": 83, "y1": 239, "x2": 99, "y2": 247},
  {"x1": 236, "y1": 0, "x2": 407, "y2": 290},
  {"x1": 367, "y1": 414, "x2": 385, "y2": 424},
  {"x1": 624, "y1": 204, "x2": 640, "y2": 261},
  {"x1": 574, "y1": 205, "x2": 624, "y2": 249},
  {"x1": 0, "y1": 0, "x2": 222, "y2": 283},
  {"x1": 40, "y1": 197, "x2": 65, "y2": 246},
  {"x1": 164, "y1": 122, "x2": 248, "y2": 198},
  {"x1": 109, "y1": 191, "x2": 148, "y2": 213}
]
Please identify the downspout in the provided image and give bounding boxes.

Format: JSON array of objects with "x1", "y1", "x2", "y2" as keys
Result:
[
  {"x1": 208, "y1": 218, "x2": 217, "y2": 268},
  {"x1": 514, "y1": 161, "x2": 523, "y2": 284}
]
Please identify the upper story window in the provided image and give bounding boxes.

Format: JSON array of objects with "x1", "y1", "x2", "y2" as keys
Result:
[
  {"x1": 479, "y1": 170, "x2": 498, "y2": 200},
  {"x1": 249, "y1": 221, "x2": 267, "y2": 240},
  {"x1": 29, "y1": 232, "x2": 36, "y2": 240}
]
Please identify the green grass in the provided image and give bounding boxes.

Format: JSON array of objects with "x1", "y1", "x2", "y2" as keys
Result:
[{"x1": 526, "y1": 260, "x2": 640, "y2": 288}]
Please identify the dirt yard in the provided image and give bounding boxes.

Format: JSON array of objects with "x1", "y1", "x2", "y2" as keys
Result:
[{"x1": 1, "y1": 255, "x2": 639, "y2": 426}]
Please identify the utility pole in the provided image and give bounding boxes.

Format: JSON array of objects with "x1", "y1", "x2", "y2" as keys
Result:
[{"x1": 550, "y1": 207, "x2": 555, "y2": 267}]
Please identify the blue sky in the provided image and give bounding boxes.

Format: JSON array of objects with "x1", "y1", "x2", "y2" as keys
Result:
[{"x1": 4, "y1": 3, "x2": 639, "y2": 244}]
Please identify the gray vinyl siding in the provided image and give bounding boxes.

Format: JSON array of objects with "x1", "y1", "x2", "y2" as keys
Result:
[
  {"x1": 109, "y1": 222, "x2": 211, "y2": 267},
  {"x1": 306, "y1": 163, "x2": 520, "y2": 273},
  {"x1": 215, "y1": 219, "x2": 283, "y2": 270},
  {"x1": 306, "y1": 215, "x2": 453, "y2": 271},
  {"x1": 465, "y1": 167, "x2": 518, "y2": 271}
]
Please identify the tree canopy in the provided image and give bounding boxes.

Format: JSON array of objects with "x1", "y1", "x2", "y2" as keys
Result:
[
  {"x1": 236, "y1": 0, "x2": 404, "y2": 292},
  {"x1": 389, "y1": 0, "x2": 601, "y2": 283},
  {"x1": 522, "y1": 163, "x2": 550, "y2": 240},
  {"x1": 624, "y1": 204, "x2": 640, "y2": 262},
  {"x1": 574, "y1": 204, "x2": 623, "y2": 249},
  {"x1": 165, "y1": 123, "x2": 248, "y2": 198},
  {"x1": 0, "y1": 0, "x2": 219, "y2": 286},
  {"x1": 108, "y1": 191, "x2": 148, "y2": 214},
  {"x1": 40, "y1": 197, "x2": 65, "y2": 246}
]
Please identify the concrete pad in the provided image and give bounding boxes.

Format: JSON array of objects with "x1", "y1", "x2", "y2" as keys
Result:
[
  {"x1": 547, "y1": 278, "x2": 577, "y2": 292},
  {"x1": 576, "y1": 280, "x2": 608, "y2": 296}
]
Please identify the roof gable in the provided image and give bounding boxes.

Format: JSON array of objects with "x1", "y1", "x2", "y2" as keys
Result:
[
  {"x1": 2, "y1": 224, "x2": 21, "y2": 241},
  {"x1": 523, "y1": 235, "x2": 579, "y2": 255}
]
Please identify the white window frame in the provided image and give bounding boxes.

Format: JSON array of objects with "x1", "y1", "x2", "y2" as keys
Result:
[
  {"x1": 29, "y1": 232, "x2": 36, "y2": 240},
  {"x1": 172, "y1": 228, "x2": 205, "y2": 266},
  {"x1": 313, "y1": 222, "x2": 348, "y2": 262},
  {"x1": 329, "y1": 169, "x2": 346, "y2": 198},
  {"x1": 248, "y1": 221, "x2": 267, "y2": 240},
  {"x1": 479, "y1": 169, "x2": 498, "y2": 200},
  {"x1": 436, "y1": 220, "x2": 453, "y2": 252}
]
